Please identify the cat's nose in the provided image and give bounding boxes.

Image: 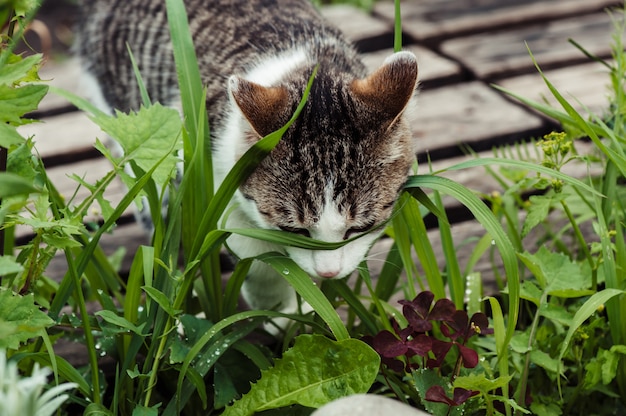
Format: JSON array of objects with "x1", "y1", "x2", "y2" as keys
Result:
[{"x1": 316, "y1": 269, "x2": 340, "y2": 279}]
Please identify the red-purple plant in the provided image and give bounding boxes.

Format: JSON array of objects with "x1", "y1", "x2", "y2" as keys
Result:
[{"x1": 364, "y1": 291, "x2": 493, "y2": 410}]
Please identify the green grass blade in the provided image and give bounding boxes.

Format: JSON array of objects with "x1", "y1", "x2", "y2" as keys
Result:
[
  {"x1": 165, "y1": 0, "x2": 206, "y2": 146},
  {"x1": 405, "y1": 175, "x2": 520, "y2": 344},
  {"x1": 257, "y1": 252, "x2": 349, "y2": 341}
]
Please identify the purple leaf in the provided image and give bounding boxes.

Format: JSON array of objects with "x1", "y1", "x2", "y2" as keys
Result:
[
  {"x1": 452, "y1": 387, "x2": 480, "y2": 405},
  {"x1": 457, "y1": 344, "x2": 479, "y2": 368},
  {"x1": 406, "y1": 334, "x2": 432, "y2": 356},
  {"x1": 372, "y1": 330, "x2": 407, "y2": 358},
  {"x1": 428, "y1": 298, "x2": 457, "y2": 321},
  {"x1": 425, "y1": 385, "x2": 455, "y2": 405}
]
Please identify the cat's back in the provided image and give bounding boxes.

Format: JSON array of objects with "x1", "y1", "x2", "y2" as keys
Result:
[{"x1": 77, "y1": 0, "x2": 349, "y2": 115}]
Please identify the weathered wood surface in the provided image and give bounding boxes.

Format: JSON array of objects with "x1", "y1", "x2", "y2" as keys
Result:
[{"x1": 24, "y1": 0, "x2": 615, "y2": 288}]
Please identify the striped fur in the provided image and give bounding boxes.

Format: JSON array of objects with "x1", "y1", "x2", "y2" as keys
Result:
[{"x1": 78, "y1": 0, "x2": 419, "y2": 315}]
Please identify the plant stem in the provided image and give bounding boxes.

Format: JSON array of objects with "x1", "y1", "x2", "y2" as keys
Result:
[
  {"x1": 517, "y1": 293, "x2": 547, "y2": 414},
  {"x1": 64, "y1": 250, "x2": 101, "y2": 405},
  {"x1": 144, "y1": 317, "x2": 173, "y2": 407}
]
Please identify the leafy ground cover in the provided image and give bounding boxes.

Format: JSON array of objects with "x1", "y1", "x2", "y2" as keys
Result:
[{"x1": 1, "y1": 0, "x2": 626, "y2": 415}]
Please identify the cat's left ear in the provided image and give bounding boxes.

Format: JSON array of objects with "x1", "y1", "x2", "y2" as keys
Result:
[
  {"x1": 229, "y1": 76, "x2": 290, "y2": 138},
  {"x1": 351, "y1": 51, "x2": 418, "y2": 127}
]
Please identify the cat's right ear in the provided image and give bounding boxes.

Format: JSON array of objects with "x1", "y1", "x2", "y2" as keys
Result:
[{"x1": 229, "y1": 76, "x2": 290, "y2": 139}]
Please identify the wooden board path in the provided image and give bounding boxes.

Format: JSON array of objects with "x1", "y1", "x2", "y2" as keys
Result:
[{"x1": 22, "y1": 0, "x2": 616, "y2": 293}]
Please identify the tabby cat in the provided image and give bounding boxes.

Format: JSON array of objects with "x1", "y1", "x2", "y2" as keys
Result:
[{"x1": 77, "y1": 0, "x2": 419, "y2": 317}]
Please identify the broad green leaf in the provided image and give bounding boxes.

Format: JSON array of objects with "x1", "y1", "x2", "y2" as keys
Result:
[
  {"x1": 0, "y1": 172, "x2": 39, "y2": 197},
  {"x1": 0, "y1": 289, "x2": 54, "y2": 349},
  {"x1": 529, "y1": 402, "x2": 562, "y2": 416},
  {"x1": 0, "y1": 83, "x2": 48, "y2": 124},
  {"x1": 0, "y1": 122, "x2": 25, "y2": 147},
  {"x1": 454, "y1": 373, "x2": 514, "y2": 393},
  {"x1": 518, "y1": 246, "x2": 593, "y2": 297},
  {"x1": 92, "y1": 104, "x2": 182, "y2": 185},
  {"x1": 223, "y1": 334, "x2": 379, "y2": 416},
  {"x1": 0, "y1": 54, "x2": 42, "y2": 85},
  {"x1": 530, "y1": 350, "x2": 562, "y2": 376},
  {"x1": 0, "y1": 255, "x2": 24, "y2": 275}
]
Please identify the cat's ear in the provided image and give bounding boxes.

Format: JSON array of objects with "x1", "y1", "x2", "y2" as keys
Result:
[
  {"x1": 229, "y1": 76, "x2": 290, "y2": 138},
  {"x1": 350, "y1": 51, "x2": 418, "y2": 127}
]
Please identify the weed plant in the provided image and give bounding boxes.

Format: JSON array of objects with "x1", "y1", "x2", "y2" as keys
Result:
[{"x1": 1, "y1": 0, "x2": 626, "y2": 415}]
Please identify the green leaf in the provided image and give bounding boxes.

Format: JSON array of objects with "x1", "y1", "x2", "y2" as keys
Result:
[
  {"x1": 522, "y1": 194, "x2": 554, "y2": 238},
  {"x1": 530, "y1": 350, "x2": 562, "y2": 376},
  {"x1": 131, "y1": 404, "x2": 161, "y2": 416},
  {"x1": 454, "y1": 373, "x2": 514, "y2": 394},
  {"x1": 257, "y1": 253, "x2": 349, "y2": 341},
  {"x1": 0, "y1": 122, "x2": 25, "y2": 147},
  {"x1": 0, "y1": 172, "x2": 39, "y2": 197},
  {"x1": 0, "y1": 54, "x2": 42, "y2": 85},
  {"x1": 0, "y1": 289, "x2": 54, "y2": 349},
  {"x1": 84, "y1": 403, "x2": 114, "y2": 416},
  {"x1": 92, "y1": 104, "x2": 182, "y2": 185},
  {"x1": 95, "y1": 310, "x2": 146, "y2": 335},
  {"x1": 558, "y1": 289, "x2": 624, "y2": 367},
  {"x1": 143, "y1": 286, "x2": 181, "y2": 318},
  {"x1": 0, "y1": 83, "x2": 48, "y2": 124},
  {"x1": 0, "y1": 255, "x2": 24, "y2": 275},
  {"x1": 518, "y1": 246, "x2": 593, "y2": 297},
  {"x1": 223, "y1": 335, "x2": 379, "y2": 416}
]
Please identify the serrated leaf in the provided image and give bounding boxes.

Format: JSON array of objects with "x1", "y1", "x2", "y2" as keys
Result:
[
  {"x1": 223, "y1": 334, "x2": 379, "y2": 416},
  {"x1": 91, "y1": 104, "x2": 182, "y2": 185},
  {"x1": 522, "y1": 194, "x2": 553, "y2": 238},
  {"x1": 0, "y1": 54, "x2": 42, "y2": 85},
  {"x1": 0, "y1": 83, "x2": 48, "y2": 123},
  {"x1": 518, "y1": 246, "x2": 592, "y2": 297},
  {"x1": 0, "y1": 288, "x2": 54, "y2": 349}
]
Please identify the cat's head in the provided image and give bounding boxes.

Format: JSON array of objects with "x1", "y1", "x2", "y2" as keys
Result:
[{"x1": 229, "y1": 51, "x2": 418, "y2": 279}]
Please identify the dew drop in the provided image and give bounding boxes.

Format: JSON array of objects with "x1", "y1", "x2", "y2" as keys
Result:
[{"x1": 282, "y1": 269, "x2": 290, "y2": 275}]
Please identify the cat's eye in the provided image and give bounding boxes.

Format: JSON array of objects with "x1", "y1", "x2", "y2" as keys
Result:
[
  {"x1": 343, "y1": 224, "x2": 374, "y2": 240},
  {"x1": 279, "y1": 226, "x2": 310, "y2": 238}
]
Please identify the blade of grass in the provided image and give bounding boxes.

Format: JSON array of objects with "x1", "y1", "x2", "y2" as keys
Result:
[
  {"x1": 257, "y1": 252, "x2": 349, "y2": 341},
  {"x1": 405, "y1": 175, "x2": 520, "y2": 345}
]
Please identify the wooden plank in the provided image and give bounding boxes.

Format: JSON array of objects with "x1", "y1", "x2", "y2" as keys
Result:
[
  {"x1": 410, "y1": 81, "x2": 546, "y2": 161},
  {"x1": 374, "y1": 0, "x2": 619, "y2": 45},
  {"x1": 37, "y1": 57, "x2": 83, "y2": 114},
  {"x1": 18, "y1": 110, "x2": 103, "y2": 165},
  {"x1": 498, "y1": 60, "x2": 612, "y2": 118},
  {"x1": 360, "y1": 44, "x2": 464, "y2": 89},
  {"x1": 320, "y1": 4, "x2": 394, "y2": 52},
  {"x1": 441, "y1": 13, "x2": 621, "y2": 80}
]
